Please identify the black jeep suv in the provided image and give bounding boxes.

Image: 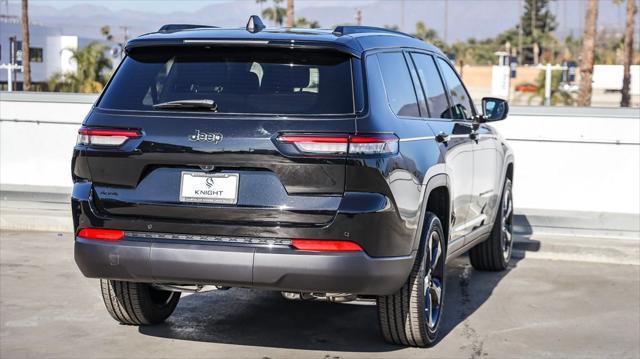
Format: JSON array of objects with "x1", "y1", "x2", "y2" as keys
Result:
[{"x1": 72, "y1": 17, "x2": 514, "y2": 347}]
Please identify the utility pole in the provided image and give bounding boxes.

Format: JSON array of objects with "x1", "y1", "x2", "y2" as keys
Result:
[
  {"x1": 400, "y1": 0, "x2": 405, "y2": 32},
  {"x1": 20, "y1": 0, "x2": 30, "y2": 91},
  {"x1": 286, "y1": 0, "x2": 294, "y2": 28},
  {"x1": 119, "y1": 25, "x2": 129, "y2": 43},
  {"x1": 355, "y1": 9, "x2": 362, "y2": 26},
  {"x1": 444, "y1": 0, "x2": 448, "y2": 45}
]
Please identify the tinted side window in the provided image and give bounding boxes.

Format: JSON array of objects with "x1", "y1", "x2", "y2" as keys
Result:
[
  {"x1": 377, "y1": 52, "x2": 420, "y2": 117},
  {"x1": 436, "y1": 58, "x2": 473, "y2": 120},
  {"x1": 412, "y1": 53, "x2": 451, "y2": 119},
  {"x1": 405, "y1": 53, "x2": 428, "y2": 117}
]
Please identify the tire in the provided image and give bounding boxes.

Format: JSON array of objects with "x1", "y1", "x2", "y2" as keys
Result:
[
  {"x1": 377, "y1": 213, "x2": 446, "y2": 347},
  {"x1": 100, "y1": 279, "x2": 181, "y2": 325},
  {"x1": 469, "y1": 178, "x2": 514, "y2": 271}
]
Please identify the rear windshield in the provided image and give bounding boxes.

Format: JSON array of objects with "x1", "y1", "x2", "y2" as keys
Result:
[{"x1": 98, "y1": 47, "x2": 355, "y2": 115}]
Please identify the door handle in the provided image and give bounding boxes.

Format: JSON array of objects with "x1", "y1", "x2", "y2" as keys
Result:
[{"x1": 435, "y1": 132, "x2": 450, "y2": 143}]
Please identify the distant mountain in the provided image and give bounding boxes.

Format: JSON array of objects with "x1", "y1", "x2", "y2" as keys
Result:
[{"x1": 3, "y1": 0, "x2": 631, "y2": 44}]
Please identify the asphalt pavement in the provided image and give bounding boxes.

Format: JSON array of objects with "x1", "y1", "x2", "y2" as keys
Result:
[{"x1": 1, "y1": 230, "x2": 639, "y2": 359}]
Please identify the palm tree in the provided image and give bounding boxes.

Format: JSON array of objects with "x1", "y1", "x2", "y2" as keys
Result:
[
  {"x1": 100, "y1": 25, "x2": 114, "y2": 41},
  {"x1": 295, "y1": 17, "x2": 320, "y2": 29},
  {"x1": 286, "y1": 0, "x2": 294, "y2": 27},
  {"x1": 620, "y1": 0, "x2": 636, "y2": 107},
  {"x1": 414, "y1": 22, "x2": 447, "y2": 51},
  {"x1": 577, "y1": 0, "x2": 599, "y2": 107},
  {"x1": 262, "y1": 0, "x2": 286, "y2": 26},
  {"x1": 21, "y1": 0, "x2": 31, "y2": 91},
  {"x1": 48, "y1": 42, "x2": 112, "y2": 93},
  {"x1": 255, "y1": 0, "x2": 267, "y2": 12}
]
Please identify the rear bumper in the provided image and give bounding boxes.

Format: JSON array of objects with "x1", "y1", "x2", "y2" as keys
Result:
[
  {"x1": 75, "y1": 237, "x2": 416, "y2": 296},
  {"x1": 71, "y1": 181, "x2": 419, "y2": 257}
]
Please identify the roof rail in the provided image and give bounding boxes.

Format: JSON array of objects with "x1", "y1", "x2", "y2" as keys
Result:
[
  {"x1": 158, "y1": 24, "x2": 218, "y2": 32},
  {"x1": 333, "y1": 25, "x2": 414, "y2": 38}
]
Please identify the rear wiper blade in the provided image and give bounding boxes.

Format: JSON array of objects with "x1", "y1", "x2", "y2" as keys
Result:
[{"x1": 153, "y1": 99, "x2": 218, "y2": 111}]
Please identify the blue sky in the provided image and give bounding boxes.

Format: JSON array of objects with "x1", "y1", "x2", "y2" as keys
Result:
[
  {"x1": 3, "y1": 0, "x2": 633, "y2": 43},
  {"x1": 12, "y1": 0, "x2": 379, "y2": 14},
  {"x1": 17, "y1": 0, "x2": 235, "y2": 13}
]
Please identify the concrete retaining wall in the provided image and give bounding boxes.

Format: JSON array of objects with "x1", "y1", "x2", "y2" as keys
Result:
[{"x1": 1, "y1": 91, "x2": 639, "y2": 214}]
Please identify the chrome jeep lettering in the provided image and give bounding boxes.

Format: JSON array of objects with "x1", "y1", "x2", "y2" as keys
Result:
[{"x1": 189, "y1": 130, "x2": 223, "y2": 144}]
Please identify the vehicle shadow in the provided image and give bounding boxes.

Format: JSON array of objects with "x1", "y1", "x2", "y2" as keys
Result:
[{"x1": 139, "y1": 226, "x2": 541, "y2": 352}]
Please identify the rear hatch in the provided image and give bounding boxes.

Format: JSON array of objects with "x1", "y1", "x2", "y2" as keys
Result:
[{"x1": 80, "y1": 46, "x2": 356, "y2": 227}]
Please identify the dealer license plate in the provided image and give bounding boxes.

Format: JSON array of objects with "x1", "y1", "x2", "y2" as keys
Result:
[{"x1": 179, "y1": 172, "x2": 239, "y2": 204}]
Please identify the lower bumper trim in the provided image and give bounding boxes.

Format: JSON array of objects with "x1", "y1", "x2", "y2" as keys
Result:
[
  {"x1": 74, "y1": 237, "x2": 415, "y2": 296},
  {"x1": 126, "y1": 231, "x2": 292, "y2": 247}
]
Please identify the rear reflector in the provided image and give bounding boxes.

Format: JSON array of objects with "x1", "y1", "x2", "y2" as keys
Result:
[
  {"x1": 77, "y1": 128, "x2": 140, "y2": 146},
  {"x1": 277, "y1": 134, "x2": 398, "y2": 155},
  {"x1": 291, "y1": 239, "x2": 363, "y2": 252},
  {"x1": 77, "y1": 228, "x2": 124, "y2": 241}
]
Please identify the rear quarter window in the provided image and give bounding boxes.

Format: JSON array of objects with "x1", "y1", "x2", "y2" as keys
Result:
[
  {"x1": 98, "y1": 47, "x2": 354, "y2": 115},
  {"x1": 375, "y1": 52, "x2": 420, "y2": 117}
]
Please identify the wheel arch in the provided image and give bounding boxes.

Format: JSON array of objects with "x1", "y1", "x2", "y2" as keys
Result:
[
  {"x1": 505, "y1": 156, "x2": 514, "y2": 181},
  {"x1": 412, "y1": 173, "x2": 451, "y2": 254}
]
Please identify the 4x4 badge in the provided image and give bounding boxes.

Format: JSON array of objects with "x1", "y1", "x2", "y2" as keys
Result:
[{"x1": 189, "y1": 130, "x2": 223, "y2": 144}]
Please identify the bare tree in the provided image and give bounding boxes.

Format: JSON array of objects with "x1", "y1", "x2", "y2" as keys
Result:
[
  {"x1": 621, "y1": 0, "x2": 636, "y2": 107},
  {"x1": 21, "y1": 0, "x2": 31, "y2": 91},
  {"x1": 577, "y1": 0, "x2": 599, "y2": 107},
  {"x1": 286, "y1": 0, "x2": 294, "y2": 27}
]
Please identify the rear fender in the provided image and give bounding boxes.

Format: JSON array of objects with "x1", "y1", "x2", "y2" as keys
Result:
[{"x1": 410, "y1": 170, "x2": 450, "y2": 254}]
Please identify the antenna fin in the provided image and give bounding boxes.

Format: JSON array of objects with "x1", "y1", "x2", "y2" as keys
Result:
[{"x1": 246, "y1": 15, "x2": 266, "y2": 33}]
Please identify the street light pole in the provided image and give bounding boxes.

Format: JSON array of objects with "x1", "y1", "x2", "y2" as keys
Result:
[
  {"x1": 536, "y1": 63, "x2": 567, "y2": 106},
  {"x1": 0, "y1": 64, "x2": 23, "y2": 92},
  {"x1": 544, "y1": 63, "x2": 552, "y2": 106}
]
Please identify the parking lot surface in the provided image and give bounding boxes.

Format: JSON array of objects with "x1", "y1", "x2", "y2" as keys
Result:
[{"x1": 1, "y1": 230, "x2": 639, "y2": 359}]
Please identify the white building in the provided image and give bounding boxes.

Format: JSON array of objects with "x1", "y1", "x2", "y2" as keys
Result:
[{"x1": 0, "y1": 17, "x2": 104, "y2": 90}]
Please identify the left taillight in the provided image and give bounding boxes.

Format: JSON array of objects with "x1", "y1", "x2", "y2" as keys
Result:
[
  {"x1": 277, "y1": 134, "x2": 399, "y2": 156},
  {"x1": 77, "y1": 127, "x2": 140, "y2": 146},
  {"x1": 77, "y1": 228, "x2": 124, "y2": 241}
]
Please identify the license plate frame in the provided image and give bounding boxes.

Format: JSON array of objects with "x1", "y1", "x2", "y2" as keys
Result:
[{"x1": 179, "y1": 172, "x2": 239, "y2": 204}]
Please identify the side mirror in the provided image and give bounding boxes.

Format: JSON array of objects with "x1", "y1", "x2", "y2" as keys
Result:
[{"x1": 481, "y1": 97, "x2": 509, "y2": 121}]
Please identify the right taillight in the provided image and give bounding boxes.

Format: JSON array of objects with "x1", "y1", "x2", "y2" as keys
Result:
[
  {"x1": 348, "y1": 134, "x2": 399, "y2": 155},
  {"x1": 277, "y1": 134, "x2": 398, "y2": 156},
  {"x1": 77, "y1": 127, "x2": 140, "y2": 146}
]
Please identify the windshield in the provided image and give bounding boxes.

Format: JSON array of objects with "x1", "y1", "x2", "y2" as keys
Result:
[{"x1": 98, "y1": 46, "x2": 355, "y2": 115}]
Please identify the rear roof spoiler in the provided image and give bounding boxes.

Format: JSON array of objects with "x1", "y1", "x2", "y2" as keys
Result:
[
  {"x1": 125, "y1": 39, "x2": 360, "y2": 58},
  {"x1": 159, "y1": 16, "x2": 265, "y2": 34},
  {"x1": 158, "y1": 24, "x2": 218, "y2": 32}
]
